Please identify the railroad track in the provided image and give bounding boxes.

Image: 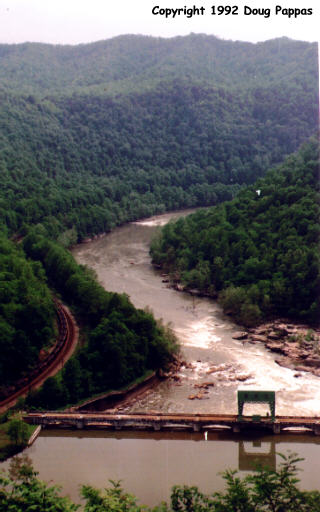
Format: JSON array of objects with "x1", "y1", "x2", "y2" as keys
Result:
[{"x1": 0, "y1": 300, "x2": 78, "y2": 411}]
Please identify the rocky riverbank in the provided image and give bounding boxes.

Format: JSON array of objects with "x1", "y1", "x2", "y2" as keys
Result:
[
  {"x1": 233, "y1": 321, "x2": 320, "y2": 377},
  {"x1": 161, "y1": 357, "x2": 253, "y2": 401}
]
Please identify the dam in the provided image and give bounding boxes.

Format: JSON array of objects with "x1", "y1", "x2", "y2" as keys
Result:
[{"x1": 24, "y1": 411, "x2": 320, "y2": 435}]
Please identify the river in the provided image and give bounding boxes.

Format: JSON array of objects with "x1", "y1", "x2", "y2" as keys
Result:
[
  {"x1": 72, "y1": 210, "x2": 320, "y2": 417},
  {"x1": 4, "y1": 210, "x2": 320, "y2": 506}
]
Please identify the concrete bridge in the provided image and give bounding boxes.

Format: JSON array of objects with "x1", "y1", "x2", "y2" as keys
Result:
[{"x1": 24, "y1": 411, "x2": 320, "y2": 435}]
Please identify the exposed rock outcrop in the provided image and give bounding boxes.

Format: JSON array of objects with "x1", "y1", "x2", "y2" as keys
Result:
[
  {"x1": 232, "y1": 331, "x2": 248, "y2": 340},
  {"x1": 246, "y1": 320, "x2": 320, "y2": 377}
]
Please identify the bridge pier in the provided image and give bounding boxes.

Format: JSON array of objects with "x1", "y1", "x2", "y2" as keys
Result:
[
  {"x1": 193, "y1": 423, "x2": 200, "y2": 432},
  {"x1": 313, "y1": 425, "x2": 320, "y2": 436},
  {"x1": 76, "y1": 419, "x2": 84, "y2": 429},
  {"x1": 233, "y1": 424, "x2": 241, "y2": 433},
  {"x1": 153, "y1": 423, "x2": 161, "y2": 431},
  {"x1": 273, "y1": 423, "x2": 281, "y2": 434}
]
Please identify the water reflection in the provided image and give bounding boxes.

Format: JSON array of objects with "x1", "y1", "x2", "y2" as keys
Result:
[{"x1": 238, "y1": 440, "x2": 276, "y2": 471}]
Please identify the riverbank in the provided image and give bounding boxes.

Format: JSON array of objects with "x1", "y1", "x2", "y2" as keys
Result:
[
  {"x1": 159, "y1": 273, "x2": 217, "y2": 299},
  {"x1": 160, "y1": 274, "x2": 320, "y2": 380},
  {"x1": 71, "y1": 354, "x2": 185, "y2": 413},
  {"x1": 233, "y1": 321, "x2": 320, "y2": 378},
  {"x1": 73, "y1": 371, "x2": 158, "y2": 412}
]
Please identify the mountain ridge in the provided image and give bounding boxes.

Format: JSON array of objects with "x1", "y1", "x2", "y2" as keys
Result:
[{"x1": 0, "y1": 33, "x2": 317, "y2": 95}]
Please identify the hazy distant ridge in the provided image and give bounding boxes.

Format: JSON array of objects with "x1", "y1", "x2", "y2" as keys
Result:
[{"x1": 0, "y1": 34, "x2": 317, "y2": 94}]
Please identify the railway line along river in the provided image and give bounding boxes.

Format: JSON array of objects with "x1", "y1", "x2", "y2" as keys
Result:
[{"x1": 3, "y1": 210, "x2": 320, "y2": 506}]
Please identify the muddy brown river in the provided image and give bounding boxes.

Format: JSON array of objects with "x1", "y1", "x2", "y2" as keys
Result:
[
  {"x1": 72, "y1": 210, "x2": 320, "y2": 417},
  {"x1": 3, "y1": 210, "x2": 320, "y2": 506}
]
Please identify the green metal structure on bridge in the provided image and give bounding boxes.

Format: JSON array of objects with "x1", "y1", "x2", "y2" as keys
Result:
[{"x1": 237, "y1": 390, "x2": 275, "y2": 421}]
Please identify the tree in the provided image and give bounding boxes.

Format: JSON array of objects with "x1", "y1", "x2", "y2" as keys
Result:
[
  {"x1": 81, "y1": 480, "x2": 145, "y2": 512},
  {"x1": 7, "y1": 418, "x2": 30, "y2": 446},
  {"x1": 0, "y1": 454, "x2": 79, "y2": 511}
]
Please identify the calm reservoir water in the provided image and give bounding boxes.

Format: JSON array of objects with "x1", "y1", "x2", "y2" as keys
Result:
[{"x1": 3, "y1": 210, "x2": 320, "y2": 506}]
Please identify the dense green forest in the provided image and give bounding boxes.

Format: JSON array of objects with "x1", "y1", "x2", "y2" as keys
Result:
[
  {"x1": 0, "y1": 236, "x2": 55, "y2": 387},
  {"x1": 0, "y1": 34, "x2": 318, "y2": 403},
  {"x1": 0, "y1": 34, "x2": 316, "y2": 95},
  {"x1": 150, "y1": 140, "x2": 320, "y2": 326},
  {"x1": 2, "y1": 453, "x2": 320, "y2": 511},
  {"x1": 0, "y1": 35, "x2": 318, "y2": 241}
]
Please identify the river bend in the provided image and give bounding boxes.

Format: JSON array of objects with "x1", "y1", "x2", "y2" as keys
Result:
[{"x1": 72, "y1": 210, "x2": 320, "y2": 417}]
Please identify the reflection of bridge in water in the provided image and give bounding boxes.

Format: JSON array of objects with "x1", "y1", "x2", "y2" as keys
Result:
[
  {"x1": 24, "y1": 412, "x2": 320, "y2": 436},
  {"x1": 238, "y1": 435, "x2": 320, "y2": 471},
  {"x1": 238, "y1": 440, "x2": 276, "y2": 470}
]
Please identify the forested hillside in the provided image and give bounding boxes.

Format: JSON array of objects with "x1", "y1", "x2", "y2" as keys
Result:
[
  {"x1": 0, "y1": 236, "x2": 55, "y2": 387},
  {"x1": 0, "y1": 34, "x2": 318, "y2": 241},
  {"x1": 150, "y1": 140, "x2": 320, "y2": 326},
  {"x1": 0, "y1": 34, "x2": 318, "y2": 402}
]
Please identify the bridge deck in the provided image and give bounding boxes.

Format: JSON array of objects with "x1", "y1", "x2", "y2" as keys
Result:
[{"x1": 24, "y1": 412, "x2": 320, "y2": 435}]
